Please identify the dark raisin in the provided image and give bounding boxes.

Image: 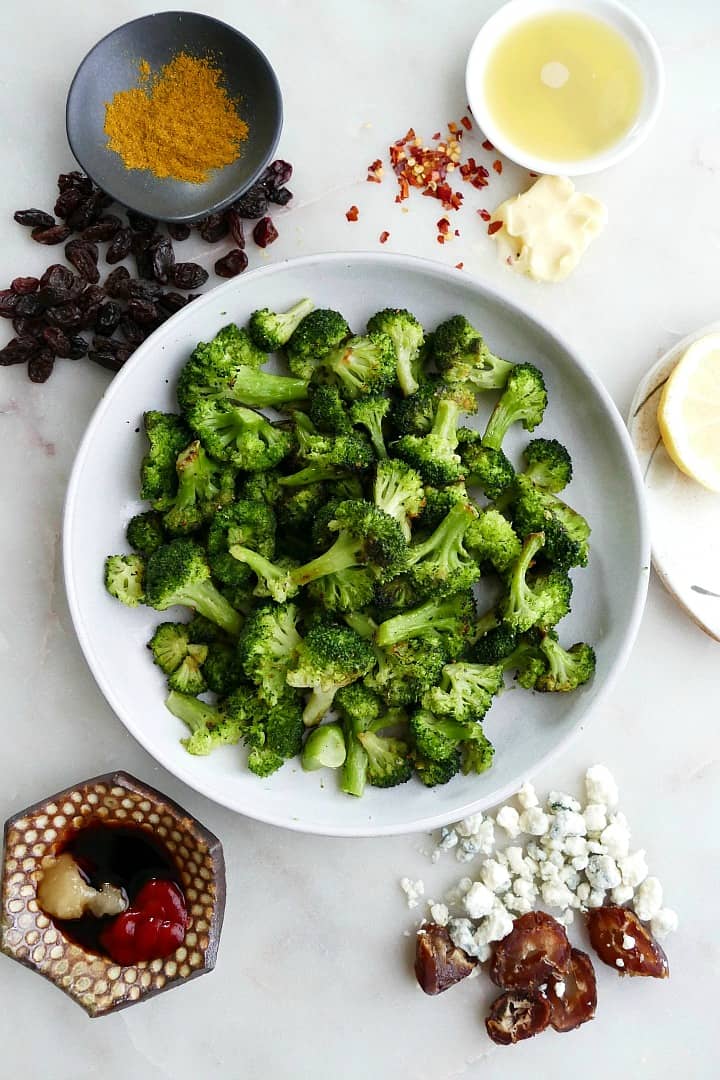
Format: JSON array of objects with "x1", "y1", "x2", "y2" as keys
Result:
[
  {"x1": 67, "y1": 334, "x2": 89, "y2": 359},
  {"x1": 31, "y1": 224, "x2": 71, "y2": 245},
  {"x1": 171, "y1": 263, "x2": 209, "y2": 290},
  {"x1": 158, "y1": 291, "x2": 190, "y2": 314},
  {"x1": 90, "y1": 336, "x2": 133, "y2": 371},
  {"x1": 126, "y1": 279, "x2": 162, "y2": 302},
  {"x1": 134, "y1": 244, "x2": 156, "y2": 281},
  {"x1": 28, "y1": 348, "x2": 55, "y2": 382},
  {"x1": 125, "y1": 209, "x2": 157, "y2": 234},
  {"x1": 38, "y1": 285, "x2": 73, "y2": 308},
  {"x1": 12, "y1": 317, "x2": 45, "y2": 338},
  {"x1": 14, "y1": 295, "x2": 44, "y2": 318},
  {"x1": 66, "y1": 191, "x2": 104, "y2": 232},
  {"x1": 0, "y1": 337, "x2": 30, "y2": 365},
  {"x1": 268, "y1": 186, "x2": 293, "y2": 206},
  {"x1": 54, "y1": 187, "x2": 85, "y2": 220},
  {"x1": 198, "y1": 213, "x2": 229, "y2": 243},
  {"x1": 82, "y1": 214, "x2": 122, "y2": 242},
  {"x1": 233, "y1": 185, "x2": 269, "y2": 219},
  {"x1": 46, "y1": 302, "x2": 84, "y2": 330},
  {"x1": 65, "y1": 239, "x2": 100, "y2": 284},
  {"x1": 253, "y1": 216, "x2": 279, "y2": 248},
  {"x1": 14, "y1": 208, "x2": 55, "y2": 229},
  {"x1": 118, "y1": 318, "x2": 148, "y2": 346},
  {"x1": 263, "y1": 160, "x2": 293, "y2": 188},
  {"x1": 94, "y1": 301, "x2": 122, "y2": 336},
  {"x1": 11, "y1": 276, "x2": 40, "y2": 295},
  {"x1": 214, "y1": 249, "x2": 248, "y2": 277},
  {"x1": 0, "y1": 289, "x2": 19, "y2": 318},
  {"x1": 39, "y1": 264, "x2": 75, "y2": 291},
  {"x1": 78, "y1": 285, "x2": 106, "y2": 328},
  {"x1": 104, "y1": 266, "x2": 132, "y2": 298},
  {"x1": 127, "y1": 297, "x2": 159, "y2": 325},
  {"x1": 57, "y1": 170, "x2": 92, "y2": 194},
  {"x1": 150, "y1": 236, "x2": 175, "y2": 284},
  {"x1": 168, "y1": 222, "x2": 191, "y2": 241},
  {"x1": 225, "y1": 208, "x2": 245, "y2": 248},
  {"x1": 106, "y1": 227, "x2": 133, "y2": 264},
  {"x1": 42, "y1": 326, "x2": 72, "y2": 356}
]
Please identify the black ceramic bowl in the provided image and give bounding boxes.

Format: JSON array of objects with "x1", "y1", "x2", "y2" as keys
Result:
[{"x1": 66, "y1": 11, "x2": 283, "y2": 223}]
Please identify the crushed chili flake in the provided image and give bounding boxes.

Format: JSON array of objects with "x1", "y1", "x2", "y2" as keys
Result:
[
  {"x1": 379, "y1": 230, "x2": 390, "y2": 244},
  {"x1": 366, "y1": 158, "x2": 384, "y2": 183},
  {"x1": 455, "y1": 262, "x2": 464, "y2": 269},
  {"x1": 461, "y1": 116, "x2": 472, "y2": 130},
  {"x1": 492, "y1": 159, "x2": 503, "y2": 174},
  {"x1": 488, "y1": 220, "x2": 503, "y2": 236},
  {"x1": 436, "y1": 235, "x2": 445, "y2": 244},
  {"x1": 454, "y1": 229, "x2": 460, "y2": 237},
  {"x1": 478, "y1": 209, "x2": 491, "y2": 222},
  {"x1": 345, "y1": 205, "x2": 359, "y2": 222},
  {"x1": 431, "y1": 131, "x2": 441, "y2": 141},
  {"x1": 482, "y1": 139, "x2": 494, "y2": 151},
  {"x1": 436, "y1": 217, "x2": 450, "y2": 235},
  {"x1": 529, "y1": 171, "x2": 538, "y2": 178}
]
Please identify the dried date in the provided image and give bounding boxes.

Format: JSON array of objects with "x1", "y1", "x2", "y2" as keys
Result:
[
  {"x1": 547, "y1": 949, "x2": 597, "y2": 1032},
  {"x1": 414, "y1": 924, "x2": 476, "y2": 996},
  {"x1": 485, "y1": 990, "x2": 551, "y2": 1046},
  {"x1": 587, "y1": 907, "x2": 669, "y2": 979},
  {"x1": 490, "y1": 912, "x2": 571, "y2": 990}
]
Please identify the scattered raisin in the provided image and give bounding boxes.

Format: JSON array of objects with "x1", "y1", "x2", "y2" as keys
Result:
[
  {"x1": 127, "y1": 297, "x2": 159, "y2": 325},
  {"x1": 0, "y1": 335, "x2": 38, "y2": 365},
  {"x1": 39, "y1": 264, "x2": 75, "y2": 291},
  {"x1": 46, "y1": 302, "x2": 84, "y2": 330},
  {"x1": 66, "y1": 192, "x2": 104, "y2": 232},
  {"x1": 14, "y1": 208, "x2": 55, "y2": 229},
  {"x1": 125, "y1": 209, "x2": 157, "y2": 234},
  {"x1": 171, "y1": 263, "x2": 209, "y2": 290},
  {"x1": 225, "y1": 208, "x2": 245, "y2": 248},
  {"x1": 158, "y1": 291, "x2": 190, "y2": 314},
  {"x1": 268, "y1": 187, "x2": 293, "y2": 206},
  {"x1": 106, "y1": 227, "x2": 133, "y2": 264},
  {"x1": 168, "y1": 222, "x2": 191, "y2": 241},
  {"x1": 198, "y1": 213, "x2": 228, "y2": 243},
  {"x1": 253, "y1": 217, "x2": 278, "y2": 247},
  {"x1": 95, "y1": 302, "x2": 123, "y2": 336},
  {"x1": 11, "y1": 276, "x2": 39, "y2": 295},
  {"x1": 54, "y1": 186, "x2": 85, "y2": 220},
  {"x1": 82, "y1": 215, "x2": 122, "y2": 242},
  {"x1": 233, "y1": 185, "x2": 268, "y2": 219},
  {"x1": 118, "y1": 318, "x2": 147, "y2": 347},
  {"x1": 31, "y1": 224, "x2": 72, "y2": 245},
  {"x1": 262, "y1": 160, "x2": 292, "y2": 188},
  {"x1": 12, "y1": 317, "x2": 45, "y2": 338},
  {"x1": 28, "y1": 348, "x2": 55, "y2": 382},
  {"x1": 104, "y1": 266, "x2": 132, "y2": 298},
  {"x1": 42, "y1": 326, "x2": 72, "y2": 356},
  {"x1": 57, "y1": 170, "x2": 92, "y2": 194},
  {"x1": 150, "y1": 236, "x2": 175, "y2": 284},
  {"x1": 214, "y1": 249, "x2": 248, "y2": 277},
  {"x1": 67, "y1": 335, "x2": 89, "y2": 359},
  {"x1": 65, "y1": 239, "x2": 100, "y2": 283},
  {"x1": 14, "y1": 295, "x2": 43, "y2": 318},
  {"x1": 0, "y1": 290, "x2": 19, "y2": 318}
]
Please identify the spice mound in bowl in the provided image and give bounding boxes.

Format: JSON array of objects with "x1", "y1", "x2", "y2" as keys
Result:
[
  {"x1": 66, "y1": 11, "x2": 283, "y2": 222},
  {"x1": 1, "y1": 771, "x2": 225, "y2": 1016}
]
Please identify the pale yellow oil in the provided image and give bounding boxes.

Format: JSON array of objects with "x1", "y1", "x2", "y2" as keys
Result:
[{"x1": 484, "y1": 11, "x2": 644, "y2": 162}]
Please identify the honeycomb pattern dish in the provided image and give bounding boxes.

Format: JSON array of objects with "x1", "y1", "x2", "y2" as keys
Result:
[{"x1": 0, "y1": 771, "x2": 225, "y2": 1017}]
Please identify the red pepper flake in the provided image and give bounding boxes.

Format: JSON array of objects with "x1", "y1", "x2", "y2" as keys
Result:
[
  {"x1": 492, "y1": 159, "x2": 503, "y2": 174},
  {"x1": 454, "y1": 229, "x2": 460, "y2": 237},
  {"x1": 431, "y1": 131, "x2": 441, "y2": 141},
  {"x1": 478, "y1": 209, "x2": 491, "y2": 222},
  {"x1": 482, "y1": 139, "x2": 494, "y2": 151},
  {"x1": 379, "y1": 230, "x2": 390, "y2": 244},
  {"x1": 346, "y1": 205, "x2": 359, "y2": 222},
  {"x1": 461, "y1": 116, "x2": 472, "y2": 131},
  {"x1": 436, "y1": 234, "x2": 445, "y2": 244},
  {"x1": 488, "y1": 220, "x2": 503, "y2": 236},
  {"x1": 529, "y1": 171, "x2": 538, "y2": 178},
  {"x1": 455, "y1": 262, "x2": 464, "y2": 269},
  {"x1": 436, "y1": 217, "x2": 450, "y2": 235},
  {"x1": 366, "y1": 158, "x2": 383, "y2": 183}
]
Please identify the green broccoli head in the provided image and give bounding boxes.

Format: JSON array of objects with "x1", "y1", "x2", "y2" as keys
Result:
[
  {"x1": 414, "y1": 749, "x2": 462, "y2": 787},
  {"x1": 140, "y1": 411, "x2": 191, "y2": 505},
  {"x1": 356, "y1": 729, "x2": 413, "y2": 787},
  {"x1": 248, "y1": 298, "x2": 314, "y2": 351},
  {"x1": 482, "y1": 363, "x2": 548, "y2": 450},
  {"x1": 105, "y1": 554, "x2": 145, "y2": 607},
  {"x1": 500, "y1": 532, "x2": 573, "y2": 633},
  {"x1": 162, "y1": 440, "x2": 236, "y2": 535},
  {"x1": 285, "y1": 308, "x2": 350, "y2": 380},
  {"x1": 277, "y1": 483, "x2": 328, "y2": 534},
  {"x1": 431, "y1": 314, "x2": 513, "y2": 391},
  {"x1": 512, "y1": 475, "x2": 589, "y2": 569},
  {"x1": 166, "y1": 691, "x2": 244, "y2": 757},
  {"x1": 389, "y1": 379, "x2": 442, "y2": 437},
  {"x1": 307, "y1": 567, "x2": 376, "y2": 613},
  {"x1": 238, "y1": 469, "x2": 284, "y2": 507},
  {"x1": 533, "y1": 630, "x2": 596, "y2": 692},
  {"x1": 423, "y1": 661, "x2": 504, "y2": 722},
  {"x1": 167, "y1": 650, "x2": 207, "y2": 695},
  {"x1": 202, "y1": 643, "x2": 245, "y2": 695},
  {"x1": 415, "y1": 482, "x2": 468, "y2": 534},
  {"x1": 318, "y1": 332, "x2": 397, "y2": 400},
  {"x1": 375, "y1": 590, "x2": 476, "y2": 655},
  {"x1": 366, "y1": 637, "x2": 447, "y2": 708},
  {"x1": 394, "y1": 395, "x2": 466, "y2": 485},
  {"x1": 523, "y1": 438, "x2": 573, "y2": 493},
  {"x1": 145, "y1": 539, "x2": 242, "y2": 635},
  {"x1": 461, "y1": 733, "x2": 495, "y2": 775},
  {"x1": 373, "y1": 458, "x2": 425, "y2": 541},
  {"x1": 458, "y1": 428, "x2": 515, "y2": 499},
  {"x1": 294, "y1": 425, "x2": 375, "y2": 473},
  {"x1": 246, "y1": 692, "x2": 305, "y2": 775},
  {"x1": 472, "y1": 623, "x2": 519, "y2": 665},
  {"x1": 349, "y1": 393, "x2": 391, "y2": 459},
  {"x1": 207, "y1": 500, "x2": 276, "y2": 589},
  {"x1": 406, "y1": 500, "x2": 480, "y2": 597},
  {"x1": 409, "y1": 708, "x2": 490, "y2": 762},
  {"x1": 335, "y1": 683, "x2": 386, "y2": 727},
  {"x1": 465, "y1": 508, "x2": 522, "y2": 573},
  {"x1": 186, "y1": 399, "x2": 293, "y2": 472},
  {"x1": 372, "y1": 574, "x2": 424, "y2": 620},
  {"x1": 237, "y1": 601, "x2": 302, "y2": 704},
  {"x1": 366, "y1": 308, "x2": 424, "y2": 397},
  {"x1": 147, "y1": 622, "x2": 206, "y2": 677},
  {"x1": 126, "y1": 511, "x2": 165, "y2": 556},
  {"x1": 286, "y1": 624, "x2": 376, "y2": 726},
  {"x1": 308, "y1": 384, "x2": 352, "y2": 434}
]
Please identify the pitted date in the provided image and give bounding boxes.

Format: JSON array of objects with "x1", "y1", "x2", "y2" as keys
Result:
[
  {"x1": 490, "y1": 912, "x2": 571, "y2": 990},
  {"x1": 547, "y1": 948, "x2": 597, "y2": 1032},
  {"x1": 587, "y1": 906, "x2": 669, "y2": 979},
  {"x1": 485, "y1": 990, "x2": 550, "y2": 1046},
  {"x1": 415, "y1": 924, "x2": 476, "y2": 996}
]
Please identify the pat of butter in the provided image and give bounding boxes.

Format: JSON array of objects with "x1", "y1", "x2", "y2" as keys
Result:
[{"x1": 490, "y1": 175, "x2": 607, "y2": 282}]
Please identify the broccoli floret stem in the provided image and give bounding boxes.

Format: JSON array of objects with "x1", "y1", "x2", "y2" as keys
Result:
[
  {"x1": 340, "y1": 722, "x2": 369, "y2": 797},
  {"x1": 301, "y1": 723, "x2": 347, "y2": 770},
  {"x1": 166, "y1": 691, "x2": 218, "y2": 733},
  {"x1": 433, "y1": 397, "x2": 461, "y2": 445},
  {"x1": 302, "y1": 687, "x2": 337, "y2": 727},
  {"x1": 223, "y1": 368, "x2": 309, "y2": 409},
  {"x1": 277, "y1": 465, "x2": 347, "y2": 488},
  {"x1": 290, "y1": 531, "x2": 363, "y2": 587},
  {"x1": 229, "y1": 545, "x2": 296, "y2": 602},
  {"x1": 503, "y1": 532, "x2": 545, "y2": 631},
  {"x1": 482, "y1": 399, "x2": 517, "y2": 450},
  {"x1": 408, "y1": 501, "x2": 474, "y2": 567},
  {"x1": 163, "y1": 579, "x2": 240, "y2": 636},
  {"x1": 376, "y1": 594, "x2": 464, "y2": 648}
]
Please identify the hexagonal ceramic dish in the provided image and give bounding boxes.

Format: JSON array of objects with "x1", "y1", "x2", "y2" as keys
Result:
[{"x1": 1, "y1": 771, "x2": 225, "y2": 1017}]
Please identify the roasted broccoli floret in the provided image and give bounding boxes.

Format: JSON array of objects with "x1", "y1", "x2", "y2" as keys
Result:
[
  {"x1": 286, "y1": 624, "x2": 376, "y2": 726},
  {"x1": 105, "y1": 554, "x2": 145, "y2": 607},
  {"x1": 406, "y1": 501, "x2": 480, "y2": 597},
  {"x1": 148, "y1": 622, "x2": 192, "y2": 674},
  {"x1": 375, "y1": 590, "x2": 476, "y2": 654},
  {"x1": 349, "y1": 394, "x2": 390, "y2": 458},
  {"x1": 294, "y1": 424, "x2": 375, "y2": 473},
  {"x1": 472, "y1": 623, "x2": 519, "y2": 665},
  {"x1": 237, "y1": 601, "x2": 302, "y2": 705},
  {"x1": 482, "y1": 363, "x2": 548, "y2": 449},
  {"x1": 366, "y1": 637, "x2": 447, "y2": 707},
  {"x1": 371, "y1": 574, "x2": 423, "y2": 620},
  {"x1": 145, "y1": 539, "x2": 243, "y2": 635},
  {"x1": 277, "y1": 483, "x2": 328, "y2": 534},
  {"x1": 207, "y1": 500, "x2": 276, "y2": 590},
  {"x1": 301, "y1": 723, "x2": 347, "y2": 771},
  {"x1": 307, "y1": 567, "x2": 376, "y2": 613},
  {"x1": 512, "y1": 474, "x2": 589, "y2": 569},
  {"x1": 532, "y1": 630, "x2": 596, "y2": 692},
  {"x1": 202, "y1": 643, "x2": 244, "y2": 695},
  {"x1": 461, "y1": 733, "x2": 495, "y2": 775},
  {"x1": 458, "y1": 428, "x2": 515, "y2": 499},
  {"x1": 523, "y1": 438, "x2": 573, "y2": 493},
  {"x1": 356, "y1": 729, "x2": 413, "y2": 788},
  {"x1": 423, "y1": 661, "x2": 505, "y2": 722},
  {"x1": 415, "y1": 482, "x2": 468, "y2": 534},
  {"x1": 187, "y1": 613, "x2": 230, "y2": 645},
  {"x1": 500, "y1": 533, "x2": 572, "y2": 632},
  {"x1": 162, "y1": 440, "x2": 236, "y2": 534},
  {"x1": 409, "y1": 708, "x2": 490, "y2": 762},
  {"x1": 126, "y1": 511, "x2": 165, "y2": 556},
  {"x1": 165, "y1": 690, "x2": 247, "y2": 756},
  {"x1": 185, "y1": 400, "x2": 293, "y2": 471},
  {"x1": 238, "y1": 469, "x2": 284, "y2": 507},
  {"x1": 465, "y1": 508, "x2": 522, "y2": 573},
  {"x1": 389, "y1": 379, "x2": 442, "y2": 436},
  {"x1": 248, "y1": 298, "x2": 314, "y2": 351},
  {"x1": 432, "y1": 315, "x2": 513, "y2": 391},
  {"x1": 245, "y1": 692, "x2": 305, "y2": 777},
  {"x1": 373, "y1": 459, "x2": 425, "y2": 541},
  {"x1": 140, "y1": 410, "x2": 191, "y2": 505},
  {"x1": 414, "y1": 750, "x2": 461, "y2": 787},
  {"x1": 167, "y1": 649, "x2": 207, "y2": 695},
  {"x1": 318, "y1": 332, "x2": 397, "y2": 400},
  {"x1": 366, "y1": 308, "x2": 424, "y2": 397},
  {"x1": 285, "y1": 308, "x2": 350, "y2": 380},
  {"x1": 394, "y1": 393, "x2": 466, "y2": 485},
  {"x1": 336, "y1": 683, "x2": 386, "y2": 797},
  {"x1": 308, "y1": 384, "x2": 351, "y2": 434}
]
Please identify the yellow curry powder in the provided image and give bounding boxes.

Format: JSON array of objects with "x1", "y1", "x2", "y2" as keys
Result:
[{"x1": 104, "y1": 53, "x2": 249, "y2": 184}]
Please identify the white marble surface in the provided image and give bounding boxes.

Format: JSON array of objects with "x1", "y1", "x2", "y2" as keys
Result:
[{"x1": 0, "y1": 1, "x2": 718, "y2": 1076}]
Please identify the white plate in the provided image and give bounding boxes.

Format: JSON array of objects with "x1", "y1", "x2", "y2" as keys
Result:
[
  {"x1": 63, "y1": 252, "x2": 649, "y2": 836},
  {"x1": 628, "y1": 323, "x2": 720, "y2": 641}
]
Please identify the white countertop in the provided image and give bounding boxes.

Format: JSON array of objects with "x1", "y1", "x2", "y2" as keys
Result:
[{"x1": 0, "y1": 1, "x2": 717, "y2": 1076}]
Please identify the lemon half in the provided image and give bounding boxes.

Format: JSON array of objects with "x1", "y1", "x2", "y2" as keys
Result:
[{"x1": 657, "y1": 332, "x2": 720, "y2": 493}]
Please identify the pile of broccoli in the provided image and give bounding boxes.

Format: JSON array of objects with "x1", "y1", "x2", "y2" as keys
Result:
[{"x1": 105, "y1": 301, "x2": 595, "y2": 796}]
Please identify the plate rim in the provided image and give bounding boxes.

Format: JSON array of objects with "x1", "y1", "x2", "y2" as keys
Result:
[{"x1": 62, "y1": 251, "x2": 651, "y2": 836}]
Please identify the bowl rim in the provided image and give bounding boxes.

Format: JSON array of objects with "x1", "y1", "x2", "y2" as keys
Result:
[
  {"x1": 465, "y1": 0, "x2": 665, "y2": 177},
  {"x1": 62, "y1": 250, "x2": 650, "y2": 837},
  {"x1": 65, "y1": 10, "x2": 283, "y2": 223}
]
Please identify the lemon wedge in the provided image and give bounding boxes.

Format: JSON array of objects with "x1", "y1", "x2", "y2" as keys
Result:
[{"x1": 657, "y1": 332, "x2": 720, "y2": 492}]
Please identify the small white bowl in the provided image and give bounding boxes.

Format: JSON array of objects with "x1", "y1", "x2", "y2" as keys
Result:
[{"x1": 466, "y1": 0, "x2": 665, "y2": 176}]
